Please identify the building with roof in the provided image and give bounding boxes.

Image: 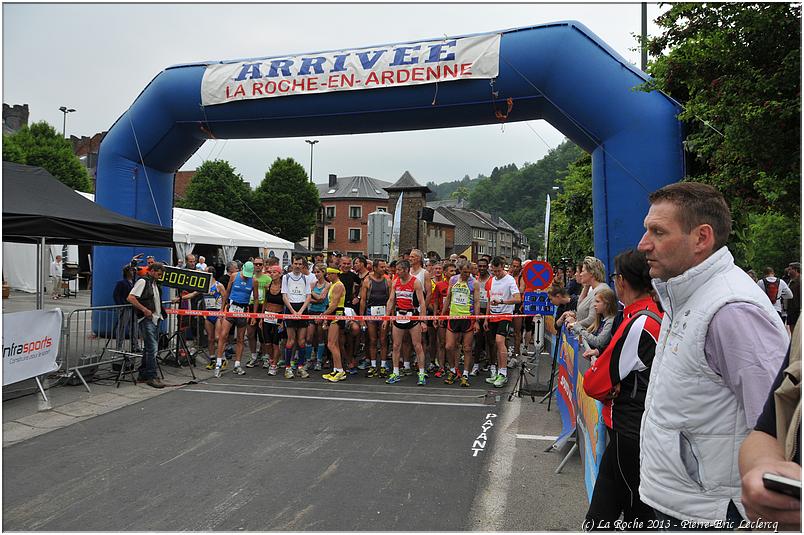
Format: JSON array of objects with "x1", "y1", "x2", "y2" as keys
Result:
[
  {"x1": 312, "y1": 174, "x2": 391, "y2": 255},
  {"x1": 385, "y1": 171, "x2": 432, "y2": 255},
  {"x1": 425, "y1": 209, "x2": 455, "y2": 259}
]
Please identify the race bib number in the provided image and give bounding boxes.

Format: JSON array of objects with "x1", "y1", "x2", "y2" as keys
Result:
[
  {"x1": 204, "y1": 296, "x2": 220, "y2": 309},
  {"x1": 452, "y1": 292, "x2": 469, "y2": 306},
  {"x1": 264, "y1": 316, "x2": 278, "y2": 324},
  {"x1": 370, "y1": 306, "x2": 386, "y2": 317},
  {"x1": 479, "y1": 287, "x2": 488, "y2": 304},
  {"x1": 344, "y1": 307, "x2": 356, "y2": 317},
  {"x1": 229, "y1": 304, "x2": 245, "y2": 313},
  {"x1": 396, "y1": 311, "x2": 412, "y2": 324}
]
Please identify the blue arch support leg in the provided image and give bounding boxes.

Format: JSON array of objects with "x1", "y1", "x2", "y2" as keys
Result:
[{"x1": 93, "y1": 20, "x2": 684, "y2": 308}]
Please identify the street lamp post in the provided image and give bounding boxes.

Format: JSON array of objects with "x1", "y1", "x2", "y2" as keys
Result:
[
  {"x1": 305, "y1": 139, "x2": 318, "y2": 183},
  {"x1": 58, "y1": 106, "x2": 76, "y2": 138}
]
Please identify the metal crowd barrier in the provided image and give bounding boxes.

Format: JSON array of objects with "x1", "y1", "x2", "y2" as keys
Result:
[{"x1": 58, "y1": 302, "x2": 175, "y2": 392}]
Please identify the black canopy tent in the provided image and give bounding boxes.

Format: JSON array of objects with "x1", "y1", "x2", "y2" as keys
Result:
[
  {"x1": 2, "y1": 161, "x2": 173, "y2": 308},
  {"x1": 3, "y1": 161, "x2": 172, "y2": 247}
]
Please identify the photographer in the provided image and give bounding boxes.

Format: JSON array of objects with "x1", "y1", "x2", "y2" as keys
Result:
[
  {"x1": 127, "y1": 262, "x2": 179, "y2": 389},
  {"x1": 113, "y1": 265, "x2": 138, "y2": 352}
]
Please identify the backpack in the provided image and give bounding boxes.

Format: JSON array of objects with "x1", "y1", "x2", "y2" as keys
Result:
[{"x1": 763, "y1": 277, "x2": 781, "y2": 303}]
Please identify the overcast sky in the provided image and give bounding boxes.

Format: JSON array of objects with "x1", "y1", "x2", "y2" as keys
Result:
[{"x1": 3, "y1": 2, "x2": 665, "y2": 187}]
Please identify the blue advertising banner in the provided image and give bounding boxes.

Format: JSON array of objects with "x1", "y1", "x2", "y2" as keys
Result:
[{"x1": 551, "y1": 327, "x2": 608, "y2": 502}]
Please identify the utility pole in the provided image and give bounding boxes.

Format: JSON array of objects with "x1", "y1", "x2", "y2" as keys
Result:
[
  {"x1": 305, "y1": 139, "x2": 318, "y2": 183},
  {"x1": 641, "y1": 3, "x2": 648, "y2": 72},
  {"x1": 59, "y1": 106, "x2": 76, "y2": 138}
]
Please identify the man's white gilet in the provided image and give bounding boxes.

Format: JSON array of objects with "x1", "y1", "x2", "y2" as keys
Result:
[{"x1": 639, "y1": 247, "x2": 787, "y2": 522}]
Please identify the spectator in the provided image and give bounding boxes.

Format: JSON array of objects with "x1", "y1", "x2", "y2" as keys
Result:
[
  {"x1": 570, "y1": 287, "x2": 617, "y2": 350},
  {"x1": 113, "y1": 266, "x2": 138, "y2": 351},
  {"x1": 757, "y1": 267, "x2": 794, "y2": 324},
  {"x1": 50, "y1": 255, "x2": 62, "y2": 300},
  {"x1": 566, "y1": 256, "x2": 610, "y2": 329},
  {"x1": 637, "y1": 182, "x2": 788, "y2": 527},
  {"x1": 197, "y1": 256, "x2": 207, "y2": 271},
  {"x1": 566, "y1": 264, "x2": 582, "y2": 296},
  {"x1": 786, "y1": 262, "x2": 801, "y2": 330},
  {"x1": 582, "y1": 248, "x2": 663, "y2": 530},
  {"x1": 746, "y1": 268, "x2": 758, "y2": 283},
  {"x1": 738, "y1": 320, "x2": 801, "y2": 532},
  {"x1": 548, "y1": 285, "x2": 578, "y2": 332}
]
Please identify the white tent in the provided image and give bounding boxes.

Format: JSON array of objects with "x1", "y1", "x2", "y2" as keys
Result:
[
  {"x1": 172, "y1": 208, "x2": 294, "y2": 266},
  {"x1": 3, "y1": 242, "x2": 79, "y2": 293},
  {"x1": 3, "y1": 195, "x2": 294, "y2": 292}
]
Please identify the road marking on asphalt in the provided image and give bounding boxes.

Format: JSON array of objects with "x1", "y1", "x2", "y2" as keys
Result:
[
  {"x1": 208, "y1": 381, "x2": 483, "y2": 399},
  {"x1": 181, "y1": 388, "x2": 489, "y2": 407},
  {"x1": 226, "y1": 375, "x2": 482, "y2": 394},
  {"x1": 469, "y1": 396, "x2": 520, "y2": 530},
  {"x1": 516, "y1": 434, "x2": 559, "y2": 441}
]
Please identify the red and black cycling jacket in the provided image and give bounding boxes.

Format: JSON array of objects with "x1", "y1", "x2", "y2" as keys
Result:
[{"x1": 583, "y1": 296, "x2": 663, "y2": 441}]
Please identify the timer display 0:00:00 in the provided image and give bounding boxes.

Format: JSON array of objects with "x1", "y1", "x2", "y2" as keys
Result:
[{"x1": 159, "y1": 271, "x2": 207, "y2": 290}]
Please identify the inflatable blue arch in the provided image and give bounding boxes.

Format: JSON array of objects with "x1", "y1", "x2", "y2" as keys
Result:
[{"x1": 93, "y1": 20, "x2": 683, "y2": 306}]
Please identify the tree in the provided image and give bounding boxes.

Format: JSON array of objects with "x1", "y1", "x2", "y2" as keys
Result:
[
  {"x1": 549, "y1": 153, "x2": 594, "y2": 265},
  {"x1": 253, "y1": 157, "x2": 320, "y2": 243},
  {"x1": 745, "y1": 211, "x2": 801, "y2": 275},
  {"x1": 3, "y1": 121, "x2": 93, "y2": 192},
  {"x1": 644, "y1": 3, "x2": 801, "y2": 265},
  {"x1": 177, "y1": 160, "x2": 254, "y2": 224},
  {"x1": 450, "y1": 185, "x2": 471, "y2": 201}
]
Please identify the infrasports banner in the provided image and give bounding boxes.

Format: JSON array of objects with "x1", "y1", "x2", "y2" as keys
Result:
[
  {"x1": 389, "y1": 192, "x2": 403, "y2": 260},
  {"x1": 552, "y1": 327, "x2": 607, "y2": 502},
  {"x1": 2, "y1": 309, "x2": 62, "y2": 386},
  {"x1": 201, "y1": 34, "x2": 501, "y2": 105}
]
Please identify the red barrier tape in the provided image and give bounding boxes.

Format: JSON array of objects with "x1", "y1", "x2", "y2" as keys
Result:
[{"x1": 164, "y1": 308, "x2": 539, "y2": 322}]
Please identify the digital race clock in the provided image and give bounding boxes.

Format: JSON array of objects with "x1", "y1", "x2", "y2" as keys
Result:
[{"x1": 156, "y1": 266, "x2": 212, "y2": 293}]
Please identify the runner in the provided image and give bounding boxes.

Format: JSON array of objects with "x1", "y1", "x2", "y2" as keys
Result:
[
  {"x1": 359, "y1": 258, "x2": 392, "y2": 378},
  {"x1": 431, "y1": 262, "x2": 454, "y2": 377},
  {"x1": 305, "y1": 263, "x2": 330, "y2": 372},
  {"x1": 338, "y1": 256, "x2": 361, "y2": 373},
  {"x1": 473, "y1": 257, "x2": 493, "y2": 377},
  {"x1": 322, "y1": 268, "x2": 348, "y2": 382},
  {"x1": 508, "y1": 257, "x2": 525, "y2": 362},
  {"x1": 408, "y1": 249, "x2": 432, "y2": 372},
  {"x1": 281, "y1": 255, "x2": 312, "y2": 379},
  {"x1": 385, "y1": 260, "x2": 428, "y2": 385},
  {"x1": 203, "y1": 266, "x2": 227, "y2": 367},
  {"x1": 441, "y1": 259, "x2": 479, "y2": 387},
  {"x1": 353, "y1": 256, "x2": 371, "y2": 369},
  {"x1": 245, "y1": 258, "x2": 271, "y2": 368},
  {"x1": 484, "y1": 256, "x2": 522, "y2": 388},
  {"x1": 213, "y1": 261, "x2": 254, "y2": 377},
  {"x1": 262, "y1": 265, "x2": 285, "y2": 375}
]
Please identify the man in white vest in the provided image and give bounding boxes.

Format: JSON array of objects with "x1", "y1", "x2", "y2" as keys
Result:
[{"x1": 637, "y1": 182, "x2": 788, "y2": 529}]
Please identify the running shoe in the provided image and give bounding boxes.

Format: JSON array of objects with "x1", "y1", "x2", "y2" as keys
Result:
[
  {"x1": 277, "y1": 359, "x2": 286, "y2": 367},
  {"x1": 386, "y1": 372, "x2": 401, "y2": 384},
  {"x1": 485, "y1": 373, "x2": 498, "y2": 384},
  {"x1": 444, "y1": 370, "x2": 456, "y2": 385},
  {"x1": 284, "y1": 367, "x2": 294, "y2": 379},
  {"x1": 417, "y1": 372, "x2": 427, "y2": 386},
  {"x1": 206, "y1": 360, "x2": 215, "y2": 370},
  {"x1": 493, "y1": 374, "x2": 508, "y2": 388},
  {"x1": 469, "y1": 364, "x2": 480, "y2": 377},
  {"x1": 460, "y1": 376, "x2": 470, "y2": 388},
  {"x1": 401, "y1": 367, "x2": 414, "y2": 376},
  {"x1": 357, "y1": 359, "x2": 368, "y2": 370},
  {"x1": 347, "y1": 367, "x2": 358, "y2": 375},
  {"x1": 290, "y1": 360, "x2": 297, "y2": 369},
  {"x1": 508, "y1": 356, "x2": 519, "y2": 368},
  {"x1": 268, "y1": 365, "x2": 278, "y2": 376},
  {"x1": 379, "y1": 366, "x2": 389, "y2": 378},
  {"x1": 434, "y1": 367, "x2": 445, "y2": 378},
  {"x1": 213, "y1": 367, "x2": 222, "y2": 378},
  {"x1": 245, "y1": 355, "x2": 259, "y2": 368},
  {"x1": 366, "y1": 367, "x2": 378, "y2": 378},
  {"x1": 489, "y1": 366, "x2": 497, "y2": 379},
  {"x1": 480, "y1": 363, "x2": 489, "y2": 372},
  {"x1": 233, "y1": 366, "x2": 246, "y2": 376},
  {"x1": 263, "y1": 359, "x2": 271, "y2": 369},
  {"x1": 314, "y1": 361, "x2": 322, "y2": 371},
  {"x1": 220, "y1": 359, "x2": 228, "y2": 370},
  {"x1": 427, "y1": 362, "x2": 439, "y2": 373},
  {"x1": 323, "y1": 371, "x2": 347, "y2": 383},
  {"x1": 297, "y1": 367, "x2": 310, "y2": 379}
]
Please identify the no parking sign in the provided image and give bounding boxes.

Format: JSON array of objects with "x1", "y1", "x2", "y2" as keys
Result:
[{"x1": 523, "y1": 261, "x2": 554, "y2": 291}]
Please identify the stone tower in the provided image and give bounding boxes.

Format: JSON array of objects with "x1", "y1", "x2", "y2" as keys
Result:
[{"x1": 385, "y1": 171, "x2": 432, "y2": 257}]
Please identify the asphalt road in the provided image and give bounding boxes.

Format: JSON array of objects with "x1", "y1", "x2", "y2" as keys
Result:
[{"x1": 4, "y1": 371, "x2": 509, "y2": 531}]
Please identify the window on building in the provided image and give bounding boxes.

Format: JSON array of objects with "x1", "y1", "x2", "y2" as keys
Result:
[
  {"x1": 327, "y1": 228, "x2": 335, "y2": 242},
  {"x1": 349, "y1": 228, "x2": 361, "y2": 242},
  {"x1": 349, "y1": 206, "x2": 362, "y2": 219},
  {"x1": 325, "y1": 206, "x2": 336, "y2": 220},
  {"x1": 376, "y1": 207, "x2": 387, "y2": 212}
]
